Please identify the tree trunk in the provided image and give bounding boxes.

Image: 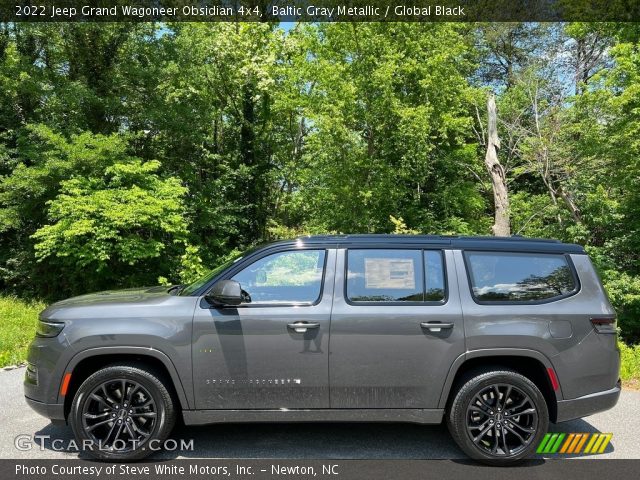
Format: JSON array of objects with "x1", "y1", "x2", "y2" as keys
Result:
[{"x1": 484, "y1": 93, "x2": 511, "y2": 236}]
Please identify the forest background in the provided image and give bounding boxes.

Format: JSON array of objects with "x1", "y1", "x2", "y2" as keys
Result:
[{"x1": 1, "y1": 22, "x2": 639, "y2": 378}]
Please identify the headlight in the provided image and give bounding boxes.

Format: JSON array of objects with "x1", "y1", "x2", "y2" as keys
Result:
[{"x1": 36, "y1": 320, "x2": 65, "y2": 338}]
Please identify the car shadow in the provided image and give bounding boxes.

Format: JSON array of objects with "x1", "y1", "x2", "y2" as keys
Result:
[{"x1": 32, "y1": 417, "x2": 613, "y2": 460}]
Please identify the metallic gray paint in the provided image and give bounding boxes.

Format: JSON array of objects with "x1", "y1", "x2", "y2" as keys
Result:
[
  {"x1": 24, "y1": 237, "x2": 620, "y2": 428},
  {"x1": 455, "y1": 251, "x2": 619, "y2": 401},
  {"x1": 182, "y1": 408, "x2": 444, "y2": 425},
  {"x1": 329, "y1": 249, "x2": 465, "y2": 408},
  {"x1": 555, "y1": 381, "x2": 621, "y2": 422},
  {"x1": 26, "y1": 286, "x2": 197, "y2": 411},
  {"x1": 191, "y1": 249, "x2": 336, "y2": 409}
]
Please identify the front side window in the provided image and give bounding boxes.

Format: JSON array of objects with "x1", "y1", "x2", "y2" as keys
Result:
[
  {"x1": 466, "y1": 252, "x2": 577, "y2": 303},
  {"x1": 346, "y1": 249, "x2": 445, "y2": 303},
  {"x1": 231, "y1": 250, "x2": 326, "y2": 305}
]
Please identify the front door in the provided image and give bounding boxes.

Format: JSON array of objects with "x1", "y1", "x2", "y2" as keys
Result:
[
  {"x1": 329, "y1": 247, "x2": 464, "y2": 408},
  {"x1": 192, "y1": 248, "x2": 335, "y2": 409}
]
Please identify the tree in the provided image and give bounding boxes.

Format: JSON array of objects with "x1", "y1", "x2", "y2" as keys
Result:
[
  {"x1": 484, "y1": 93, "x2": 510, "y2": 236},
  {"x1": 32, "y1": 159, "x2": 188, "y2": 295},
  {"x1": 287, "y1": 23, "x2": 485, "y2": 234}
]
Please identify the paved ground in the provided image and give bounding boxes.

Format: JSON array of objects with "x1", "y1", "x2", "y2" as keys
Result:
[{"x1": 1, "y1": 366, "x2": 638, "y2": 460}]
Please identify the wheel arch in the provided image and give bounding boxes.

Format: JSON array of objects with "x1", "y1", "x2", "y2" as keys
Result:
[
  {"x1": 60, "y1": 347, "x2": 191, "y2": 421},
  {"x1": 438, "y1": 349, "x2": 560, "y2": 422}
]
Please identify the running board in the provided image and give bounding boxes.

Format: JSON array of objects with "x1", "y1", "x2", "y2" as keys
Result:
[{"x1": 183, "y1": 408, "x2": 444, "y2": 425}]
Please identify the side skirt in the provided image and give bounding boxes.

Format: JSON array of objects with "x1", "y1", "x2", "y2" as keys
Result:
[{"x1": 182, "y1": 408, "x2": 444, "y2": 425}]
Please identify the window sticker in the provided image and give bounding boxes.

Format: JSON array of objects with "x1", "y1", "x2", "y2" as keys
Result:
[{"x1": 364, "y1": 258, "x2": 416, "y2": 289}]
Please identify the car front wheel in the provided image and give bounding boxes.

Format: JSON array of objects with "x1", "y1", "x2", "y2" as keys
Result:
[
  {"x1": 69, "y1": 363, "x2": 176, "y2": 461},
  {"x1": 447, "y1": 369, "x2": 549, "y2": 465}
]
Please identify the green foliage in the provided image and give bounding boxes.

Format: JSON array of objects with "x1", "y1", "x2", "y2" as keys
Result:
[
  {"x1": 0, "y1": 296, "x2": 44, "y2": 367},
  {"x1": 1, "y1": 23, "x2": 640, "y2": 381},
  {"x1": 619, "y1": 341, "x2": 640, "y2": 383},
  {"x1": 177, "y1": 244, "x2": 208, "y2": 285},
  {"x1": 0, "y1": 22, "x2": 639, "y2": 345},
  {"x1": 31, "y1": 159, "x2": 188, "y2": 293},
  {"x1": 287, "y1": 23, "x2": 485, "y2": 235},
  {"x1": 601, "y1": 271, "x2": 640, "y2": 343},
  {"x1": 390, "y1": 216, "x2": 419, "y2": 235}
]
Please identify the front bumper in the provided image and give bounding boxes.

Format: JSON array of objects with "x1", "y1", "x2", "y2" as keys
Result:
[
  {"x1": 24, "y1": 396, "x2": 65, "y2": 422},
  {"x1": 555, "y1": 379, "x2": 621, "y2": 423}
]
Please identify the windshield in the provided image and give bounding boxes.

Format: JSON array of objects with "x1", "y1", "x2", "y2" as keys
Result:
[{"x1": 180, "y1": 251, "x2": 246, "y2": 296}]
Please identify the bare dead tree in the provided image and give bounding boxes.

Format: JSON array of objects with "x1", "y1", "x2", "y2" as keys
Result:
[{"x1": 484, "y1": 93, "x2": 511, "y2": 236}]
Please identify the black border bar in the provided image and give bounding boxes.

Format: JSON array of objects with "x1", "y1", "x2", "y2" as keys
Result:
[{"x1": 2, "y1": 0, "x2": 640, "y2": 22}]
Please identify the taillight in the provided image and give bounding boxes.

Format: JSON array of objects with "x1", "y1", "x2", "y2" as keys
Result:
[{"x1": 591, "y1": 317, "x2": 617, "y2": 334}]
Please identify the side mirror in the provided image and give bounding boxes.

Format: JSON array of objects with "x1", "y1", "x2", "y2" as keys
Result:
[{"x1": 206, "y1": 279, "x2": 243, "y2": 306}]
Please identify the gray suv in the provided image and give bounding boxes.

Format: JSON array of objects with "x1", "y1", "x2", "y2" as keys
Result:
[{"x1": 24, "y1": 235, "x2": 620, "y2": 464}]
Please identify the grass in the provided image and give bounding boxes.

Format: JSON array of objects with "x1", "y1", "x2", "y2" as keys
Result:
[
  {"x1": 0, "y1": 296, "x2": 45, "y2": 367},
  {"x1": 619, "y1": 341, "x2": 640, "y2": 389},
  {"x1": 1, "y1": 295, "x2": 640, "y2": 388}
]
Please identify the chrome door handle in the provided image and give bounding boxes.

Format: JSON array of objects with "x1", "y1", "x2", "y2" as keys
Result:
[
  {"x1": 420, "y1": 322, "x2": 454, "y2": 332},
  {"x1": 287, "y1": 322, "x2": 320, "y2": 333}
]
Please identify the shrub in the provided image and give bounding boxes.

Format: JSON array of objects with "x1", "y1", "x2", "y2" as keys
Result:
[
  {"x1": 602, "y1": 271, "x2": 640, "y2": 343},
  {"x1": 0, "y1": 296, "x2": 44, "y2": 367},
  {"x1": 619, "y1": 341, "x2": 640, "y2": 383}
]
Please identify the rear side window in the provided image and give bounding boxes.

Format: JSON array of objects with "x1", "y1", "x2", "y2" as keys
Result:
[
  {"x1": 466, "y1": 252, "x2": 577, "y2": 303},
  {"x1": 346, "y1": 249, "x2": 445, "y2": 303}
]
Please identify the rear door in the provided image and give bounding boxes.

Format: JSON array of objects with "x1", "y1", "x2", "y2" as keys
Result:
[{"x1": 329, "y1": 247, "x2": 464, "y2": 408}]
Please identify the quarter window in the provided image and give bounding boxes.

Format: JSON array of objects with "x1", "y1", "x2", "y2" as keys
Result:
[
  {"x1": 466, "y1": 252, "x2": 576, "y2": 302},
  {"x1": 346, "y1": 249, "x2": 445, "y2": 303},
  {"x1": 231, "y1": 250, "x2": 326, "y2": 305}
]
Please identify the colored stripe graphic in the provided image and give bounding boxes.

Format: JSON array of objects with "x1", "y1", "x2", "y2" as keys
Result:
[
  {"x1": 537, "y1": 433, "x2": 552, "y2": 454},
  {"x1": 590, "y1": 434, "x2": 606, "y2": 453},
  {"x1": 585, "y1": 433, "x2": 613, "y2": 454},
  {"x1": 537, "y1": 433, "x2": 612, "y2": 454},
  {"x1": 584, "y1": 433, "x2": 598, "y2": 453},
  {"x1": 567, "y1": 433, "x2": 584, "y2": 453},
  {"x1": 597, "y1": 434, "x2": 613, "y2": 453},
  {"x1": 560, "y1": 433, "x2": 575, "y2": 453},
  {"x1": 550, "y1": 433, "x2": 566, "y2": 453},
  {"x1": 574, "y1": 433, "x2": 589, "y2": 453},
  {"x1": 541, "y1": 433, "x2": 557, "y2": 453}
]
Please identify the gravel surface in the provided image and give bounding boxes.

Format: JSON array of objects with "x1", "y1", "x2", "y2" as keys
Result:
[{"x1": 1, "y1": 367, "x2": 638, "y2": 460}]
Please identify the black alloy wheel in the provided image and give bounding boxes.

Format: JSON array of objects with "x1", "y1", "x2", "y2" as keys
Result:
[
  {"x1": 69, "y1": 364, "x2": 176, "y2": 461},
  {"x1": 465, "y1": 383, "x2": 538, "y2": 456},
  {"x1": 81, "y1": 379, "x2": 158, "y2": 452},
  {"x1": 447, "y1": 369, "x2": 549, "y2": 465}
]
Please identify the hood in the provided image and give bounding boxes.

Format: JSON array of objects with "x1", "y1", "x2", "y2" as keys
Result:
[{"x1": 40, "y1": 286, "x2": 173, "y2": 320}]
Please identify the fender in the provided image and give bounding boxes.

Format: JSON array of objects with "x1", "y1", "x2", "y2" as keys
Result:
[
  {"x1": 59, "y1": 346, "x2": 191, "y2": 409},
  {"x1": 437, "y1": 348, "x2": 562, "y2": 409}
]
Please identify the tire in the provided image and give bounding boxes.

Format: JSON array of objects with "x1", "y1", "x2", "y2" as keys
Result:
[
  {"x1": 69, "y1": 363, "x2": 176, "y2": 461},
  {"x1": 447, "y1": 369, "x2": 549, "y2": 465}
]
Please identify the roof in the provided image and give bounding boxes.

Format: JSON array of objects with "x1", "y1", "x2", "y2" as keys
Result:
[{"x1": 267, "y1": 234, "x2": 586, "y2": 254}]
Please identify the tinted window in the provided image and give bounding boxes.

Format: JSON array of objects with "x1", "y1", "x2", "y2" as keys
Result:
[
  {"x1": 232, "y1": 250, "x2": 325, "y2": 304},
  {"x1": 347, "y1": 249, "x2": 445, "y2": 303},
  {"x1": 425, "y1": 250, "x2": 446, "y2": 301},
  {"x1": 466, "y1": 252, "x2": 576, "y2": 302}
]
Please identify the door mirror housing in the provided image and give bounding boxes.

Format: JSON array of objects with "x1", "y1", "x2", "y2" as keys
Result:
[{"x1": 206, "y1": 279, "x2": 243, "y2": 306}]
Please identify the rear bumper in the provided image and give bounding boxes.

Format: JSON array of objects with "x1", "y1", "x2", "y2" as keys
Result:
[
  {"x1": 555, "y1": 380, "x2": 621, "y2": 423},
  {"x1": 25, "y1": 396, "x2": 65, "y2": 422}
]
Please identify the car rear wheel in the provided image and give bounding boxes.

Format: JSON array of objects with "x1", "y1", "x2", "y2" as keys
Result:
[
  {"x1": 69, "y1": 364, "x2": 176, "y2": 461},
  {"x1": 447, "y1": 369, "x2": 549, "y2": 465}
]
